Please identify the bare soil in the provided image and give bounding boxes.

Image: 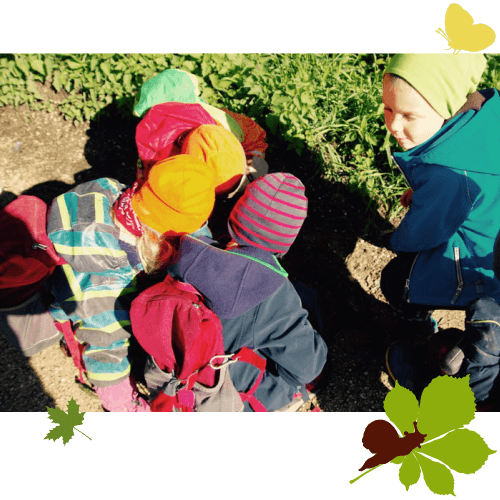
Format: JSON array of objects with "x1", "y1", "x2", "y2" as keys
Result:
[{"x1": 0, "y1": 103, "x2": 465, "y2": 412}]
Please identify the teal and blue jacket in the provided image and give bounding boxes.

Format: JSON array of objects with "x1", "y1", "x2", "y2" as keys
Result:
[
  {"x1": 391, "y1": 89, "x2": 500, "y2": 308},
  {"x1": 47, "y1": 178, "x2": 143, "y2": 388},
  {"x1": 46, "y1": 177, "x2": 211, "y2": 388}
]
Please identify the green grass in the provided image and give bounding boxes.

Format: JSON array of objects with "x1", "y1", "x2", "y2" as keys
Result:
[{"x1": 2, "y1": 53, "x2": 499, "y2": 222}]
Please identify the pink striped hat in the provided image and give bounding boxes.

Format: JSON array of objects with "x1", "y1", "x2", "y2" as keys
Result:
[{"x1": 228, "y1": 173, "x2": 308, "y2": 254}]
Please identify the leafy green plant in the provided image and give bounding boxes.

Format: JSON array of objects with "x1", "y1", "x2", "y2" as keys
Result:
[{"x1": 2, "y1": 53, "x2": 499, "y2": 223}]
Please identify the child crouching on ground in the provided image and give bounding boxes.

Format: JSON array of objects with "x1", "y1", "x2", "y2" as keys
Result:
[
  {"x1": 163, "y1": 173, "x2": 328, "y2": 411},
  {"x1": 379, "y1": 54, "x2": 500, "y2": 340}
]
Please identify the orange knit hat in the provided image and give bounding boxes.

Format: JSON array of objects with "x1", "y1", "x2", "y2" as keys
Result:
[
  {"x1": 180, "y1": 124, "x2": 246, "y2": 198},
  {"x1": 131, "y1": 155, "x2": 216, "y2": 235}
]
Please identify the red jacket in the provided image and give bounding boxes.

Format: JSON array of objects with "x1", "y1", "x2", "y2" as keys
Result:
[{"x1": 221, "y1": 108, "x2": 268, "y2": 159}]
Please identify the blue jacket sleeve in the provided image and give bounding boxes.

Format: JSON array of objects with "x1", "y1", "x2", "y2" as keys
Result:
[
  {"x1": 391, "y1": 167, "x2": 473, "y2": 253},
  {"x1": 47, "y1": 179, "x2": 138, "y2": 388},
  {"x1": 250, "y1": 280, "x2": 328, "y2": 387}
]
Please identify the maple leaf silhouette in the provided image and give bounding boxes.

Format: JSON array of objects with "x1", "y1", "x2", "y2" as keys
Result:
[{"x1": 44, "y1": 398, "x2": 92, "y2": 445}]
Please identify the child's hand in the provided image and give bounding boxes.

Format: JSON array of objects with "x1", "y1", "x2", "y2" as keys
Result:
[{"x1": 400, "y1": 188, "x2": 413, "y2": 208}]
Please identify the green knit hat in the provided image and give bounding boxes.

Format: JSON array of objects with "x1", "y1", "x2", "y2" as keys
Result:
[
  {"x1": 133, "y1": 69, "x2": 203, "y2": 118},
  {"x1": 384, "y1": 54, "x2": 487, "y2": 119}
]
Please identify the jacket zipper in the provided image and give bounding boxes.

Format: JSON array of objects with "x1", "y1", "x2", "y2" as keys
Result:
[
  {"x1": 32, "y1": 242, "x2": 48, "y2": 250},
  {"x1": 393, "y1": 152, "x2": 417, "y2": 303},
  {"x1": 403, "y1": 252, "x2": 420, "y2": 302},
  {"x1": 450, "y1": 247, "x2": 464, "y2": 305}
]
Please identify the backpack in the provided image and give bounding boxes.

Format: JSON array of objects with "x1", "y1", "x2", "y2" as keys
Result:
[
  {"x1": 0, "y1": 195, "x2": 63, "y2": 307},
  {"x1": 0, "y1": 195, "x2": 85, "y2": 380},
  {"x1": 130, "y1": 274, "x2": 268, "y2": 412},
  {"x1": 0, "y1": 195, "x2": 65, "y2": 355}
]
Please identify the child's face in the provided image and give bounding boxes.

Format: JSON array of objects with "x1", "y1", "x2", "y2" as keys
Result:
[{"x1": 382, "y1": 74, "x2": 445, "y2": 150}]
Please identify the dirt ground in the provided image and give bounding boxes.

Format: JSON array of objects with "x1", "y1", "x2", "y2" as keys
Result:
[{"x1": 0, "y1": 102, "x2": 466, "y2": 412}]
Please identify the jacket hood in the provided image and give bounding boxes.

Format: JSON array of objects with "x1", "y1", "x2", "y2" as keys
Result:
[
  {"x1": 135, "y1": 102, "x2": 218, "y2": 174},
  {"x1": 167, "y1": 235, "x2": 288, "y2": 319},
  {"x1": 394, "y1": 89, "x2": 500, "y2": 175}
]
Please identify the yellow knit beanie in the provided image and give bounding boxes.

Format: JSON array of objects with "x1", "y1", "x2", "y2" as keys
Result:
[{"x1": 384, "y1": 54, "x2": 487, "y2": 119}]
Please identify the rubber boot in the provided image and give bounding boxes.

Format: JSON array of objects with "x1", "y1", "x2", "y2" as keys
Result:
[{"x1": 95, "y1": 376, "x2": 150, "y2": 412}]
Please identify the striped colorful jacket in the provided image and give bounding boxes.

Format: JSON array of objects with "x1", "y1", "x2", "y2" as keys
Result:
[{"x1": 46, "y1": 178, "x2": 143, "y2": 388}]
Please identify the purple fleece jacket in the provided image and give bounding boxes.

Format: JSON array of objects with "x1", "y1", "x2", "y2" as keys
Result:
[{"x1": 168, "y1": 235, "x2": 328, "y2": 411}]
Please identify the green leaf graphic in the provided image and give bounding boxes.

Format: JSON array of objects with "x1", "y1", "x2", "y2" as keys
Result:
[
  {"x1": 419, "y1": 429, "x2": 496, "y2": 474},
  {"x1": 391, "y1": 449, "x2": 422, "y2": 491},
  {"x1": 417, "y1": 376, "x2": 476, "y2": 441},
  {"x1": 414, "y1": 452, "x2": 455, "y2": 496},
  {"x1": 44, "y1": 398, "x2": 91, "y2": 445},
  {"x1": 352, "y1": 376, "x2": 496, "y2": 495},
  {"x1": 384, "y1": 382, "x2": 420, "y2": 435}
]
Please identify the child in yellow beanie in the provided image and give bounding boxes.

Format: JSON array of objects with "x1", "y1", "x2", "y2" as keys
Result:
[
  {"x1": 380, "y1": 53, "x2": 500, "y2": 398},
  {"x1": 379, "y1": 54, "x2": 500, "y2": 341}
]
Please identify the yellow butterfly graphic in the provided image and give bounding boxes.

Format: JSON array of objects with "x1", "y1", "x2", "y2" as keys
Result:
[{"x1": 436, "y1": 3, "x2": 496, "y2": 54}]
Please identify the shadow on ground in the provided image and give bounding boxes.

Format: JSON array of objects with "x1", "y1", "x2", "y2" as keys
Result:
[
  {"x1": 0, "y1": 336, "x2": 56, "y2": 411},
  {"x1": 1, "y1": 103, "x2": 398, "y2": 411},
  {"x1": 266, "y1": 145, "x2": 397, "y2": 411}
]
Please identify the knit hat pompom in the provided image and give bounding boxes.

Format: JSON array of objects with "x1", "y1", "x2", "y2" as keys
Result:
[
  {"x1": 384, "y1": 54, "x2": 487, "y2": 119},
  {"x1": 228, "y1": 173, "x2": 307, "y2": 254}
]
